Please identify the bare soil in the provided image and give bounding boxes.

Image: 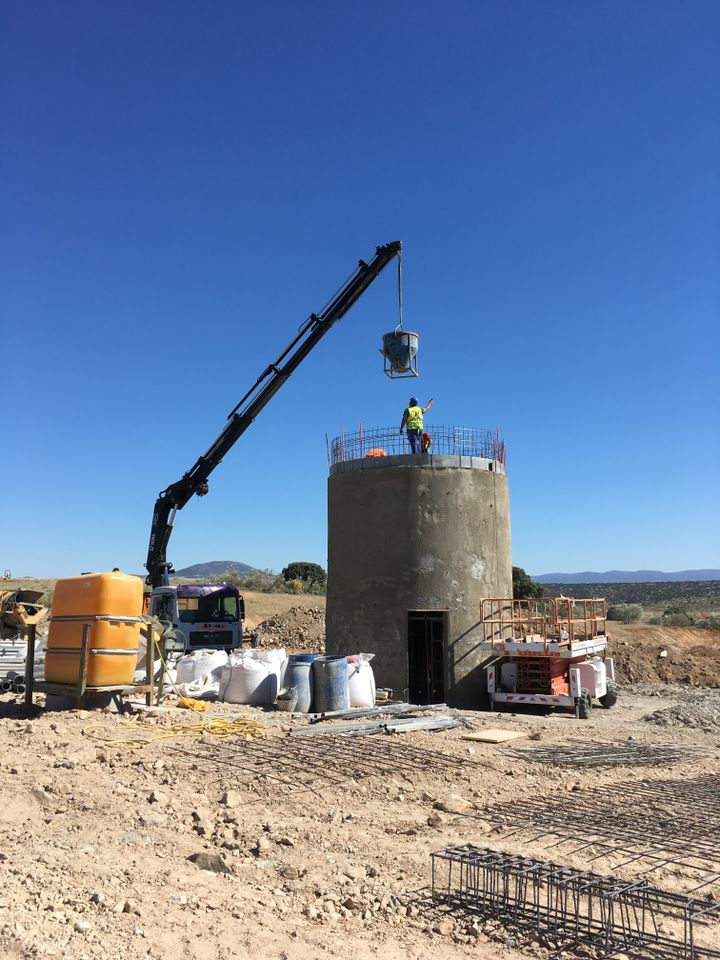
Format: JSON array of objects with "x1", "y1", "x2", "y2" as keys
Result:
[
  {"x1": 3, "y1": 593, "x2": 720, "y2": 960},
  {"x1": 2, "y1": 679, "x2": 720, "y2": 960},
  {"x1": 609, "y1": 621, "x2": 720, "y2": 686}
]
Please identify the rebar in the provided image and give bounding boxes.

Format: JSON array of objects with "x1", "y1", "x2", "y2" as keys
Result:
[
  {"x1": 512, "y1": 742, "x2": 699, "y2": 767},
  {"x1": 432, "y1": 845, "x2": 720, "y2": 959},
  {"x1": 168, "y1": 731, "x2": 478, "y2": 798},
  {"x1": 329, "y1": 425, "x2": 505, "y2": 464},
  {"x1": 478, "y1": 773, "x2": 720, "y2": 891}
]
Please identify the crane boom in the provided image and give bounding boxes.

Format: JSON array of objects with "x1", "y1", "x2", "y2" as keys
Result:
[{"x1": 145, "y1": 240, "x2": 402, "y2": 587}]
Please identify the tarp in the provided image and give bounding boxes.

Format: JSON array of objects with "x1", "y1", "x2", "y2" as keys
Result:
[{"x1": 176, "y1": 583, "x2": 240, "y2": 599}]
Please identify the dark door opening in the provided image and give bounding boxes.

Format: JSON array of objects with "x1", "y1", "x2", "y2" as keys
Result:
[{"x1": 408, "y1": 611, "x2": 446, "y2": 704}]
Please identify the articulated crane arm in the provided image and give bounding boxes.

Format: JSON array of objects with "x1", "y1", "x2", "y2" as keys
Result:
[{"x1": 145, "y1": 240, "x2": 402, "y2": 588}]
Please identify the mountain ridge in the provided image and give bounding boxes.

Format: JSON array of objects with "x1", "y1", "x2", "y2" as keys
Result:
[
  {"x1": 533, "y1": 569, "x2": 720, "y2": 584},
  {"x1": 173, "y1": 560, "x2": 254, "y2": 578}
]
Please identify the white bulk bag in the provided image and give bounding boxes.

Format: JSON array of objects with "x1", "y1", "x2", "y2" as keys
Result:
[
  {"x1": 220, "y1": 655, "x2": 277, "y2": 705},
  {"x1": 176, "y1": 649, "x2": 228, "y2": 686},
  {"x1": 347, "y1": 654, "x2": 376, "y2": 708}
]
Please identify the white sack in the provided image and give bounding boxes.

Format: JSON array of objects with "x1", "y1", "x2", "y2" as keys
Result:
[
  {"x1": 176, "y1": 649, "x2": 228, "y2": 686},
  {"x1": 347, "y1": 655, "x2": 376, "y2": 708},
  {"x1": 220, "y1": 655, "x2": 278, "y2": 705}
]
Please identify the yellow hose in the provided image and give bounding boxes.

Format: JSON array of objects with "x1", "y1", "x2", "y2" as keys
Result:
[
  {"x1": 83, "y1": 713, "x2": 265, "y2": 750},
  {"x1": 82, "y1": 619, "x2": 265, "y2": 749}
]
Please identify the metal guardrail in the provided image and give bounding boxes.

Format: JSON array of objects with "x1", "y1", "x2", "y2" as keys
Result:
[{"x1": 327, "y1": 425, "x2": 506, "y2": 467}]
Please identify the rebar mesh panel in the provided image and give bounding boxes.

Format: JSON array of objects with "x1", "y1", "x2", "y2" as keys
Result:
[
  {"x1": 167, "y1": 732, "x2": 480, "y2": 799},
  {"x1": 512, "y1": 742, "x2": 700, "y2": 767},
  {"x1": 479, "y1": 773, "x2": 720, "y2": 891}
]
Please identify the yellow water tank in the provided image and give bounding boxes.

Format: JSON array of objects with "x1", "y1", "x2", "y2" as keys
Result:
[{"x1": 45, "y1": 571, "x2": 143, "y2": 686}]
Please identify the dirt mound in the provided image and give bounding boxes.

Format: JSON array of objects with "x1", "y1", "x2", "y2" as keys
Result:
[
  {"x1": 610, "y1": 624, "x2": 720, "y2": 687},
  {"x1": 252, "y1": 605, "x2": 325, "y2": 653},
  {"x1": 645, "y1": 689, "x2": 720, "y2": 730}
]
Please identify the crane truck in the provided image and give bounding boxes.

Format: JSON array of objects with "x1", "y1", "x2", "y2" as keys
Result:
[{"x1": 145, "y1": 241, "x2": 404, "y2": 651}]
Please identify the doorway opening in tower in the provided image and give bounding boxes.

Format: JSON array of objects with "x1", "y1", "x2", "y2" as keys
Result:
[{"x1": 408, "y1": 611, "x2": 446, "y2": 704}]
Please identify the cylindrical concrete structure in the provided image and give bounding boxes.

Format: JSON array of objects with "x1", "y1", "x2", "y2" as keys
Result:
[{"x1": 326, "y1": 440, "x2": 512, "y2": 709}]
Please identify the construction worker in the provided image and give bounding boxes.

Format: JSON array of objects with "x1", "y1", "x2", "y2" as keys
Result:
[{"x1": 400, "y1": 397, "x2": 433, "y2": 454}]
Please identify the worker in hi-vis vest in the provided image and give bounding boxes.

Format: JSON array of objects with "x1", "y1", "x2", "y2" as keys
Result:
[{"x1": 400, "y1": 397, "x2": 434, "y2": 454}]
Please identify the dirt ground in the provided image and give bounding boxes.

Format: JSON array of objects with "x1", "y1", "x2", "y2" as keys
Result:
[
  {"x1": 3, "y1": 593, "x2": 720, "y2": 960},
  {"x1": 2, "y1": 677, "x2": 720, "y2": 960},
  {"x1": 608, "y1": 621, "x2": 720, "y2": 686}
]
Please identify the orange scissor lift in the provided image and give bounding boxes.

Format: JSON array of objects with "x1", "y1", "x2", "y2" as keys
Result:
[{"x1": 479, "y1": 597, "x2": 618, "y2": 719}]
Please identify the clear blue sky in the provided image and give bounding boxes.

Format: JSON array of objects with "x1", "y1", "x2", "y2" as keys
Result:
[{"x1": 3, "y1": 0, "x2": 718, "y2": 579}]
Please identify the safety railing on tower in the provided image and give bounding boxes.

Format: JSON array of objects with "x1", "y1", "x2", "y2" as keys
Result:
[{"x1": 326, "y1": 425, "x2": 506, "y2": 468}]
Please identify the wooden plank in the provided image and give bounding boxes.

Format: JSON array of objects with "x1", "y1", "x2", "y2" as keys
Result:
[{"x1": 461, "y1": 729, "x2": 527, "y2": 744}]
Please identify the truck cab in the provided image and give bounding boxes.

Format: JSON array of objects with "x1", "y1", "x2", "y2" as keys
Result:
[{"x1": 149, "y1": 583, "x2": 244, "y2": 652}]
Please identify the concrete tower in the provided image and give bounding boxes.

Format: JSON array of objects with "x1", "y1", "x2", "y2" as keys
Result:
[{"x1": 325, "y1": 428, "x2": 512, "y2": 709}]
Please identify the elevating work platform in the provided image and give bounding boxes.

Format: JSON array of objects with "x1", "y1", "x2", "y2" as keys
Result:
[{"x1": 479, "y1": 597, "x2": 617, "y2": 719}]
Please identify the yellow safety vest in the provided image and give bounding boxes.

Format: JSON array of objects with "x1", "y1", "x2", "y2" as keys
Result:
[{"x1": 406, "y1": 405, "x2": 423, "y2": 430}]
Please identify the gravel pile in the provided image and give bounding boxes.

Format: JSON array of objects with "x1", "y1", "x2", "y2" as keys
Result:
[
  {"x1": 645, "y1": 691, "x2": 720, "y2": 730},
  {"x1": 252, "y1": 605, "x2": 325, "y2": 653}
]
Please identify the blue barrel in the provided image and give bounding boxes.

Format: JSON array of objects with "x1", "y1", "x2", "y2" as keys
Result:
[
  {"x1": 284, "y1": 654, "x2": 319, "y2": 713},
  {"x1": 311, "y1": 656, "x2": 349, "y2": 713}
]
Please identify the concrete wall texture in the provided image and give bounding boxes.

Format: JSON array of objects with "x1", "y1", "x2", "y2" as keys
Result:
[{"x1": 325, "y1": 455, "x2": 512, "y2": 708}]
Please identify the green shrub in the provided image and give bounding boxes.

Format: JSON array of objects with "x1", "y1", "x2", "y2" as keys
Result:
[
  {"x1": 512, "y1": 566, "x2": 543, "y2": 599},
  {"x1": 647, "y1": 615, "x2": 663, "y2": 625},
  {"x1": 662, "y1": 612, "x2": 694, "y2": 627},
  {"x1": 282, "y1": 562, "x2": 327, "y2": 587},
  {"x1": 696, "y1": 615, "x2": 720, "y2": 629},
  {"x1": 607, "y1": 603, "x2": 643, "y2": 623}
]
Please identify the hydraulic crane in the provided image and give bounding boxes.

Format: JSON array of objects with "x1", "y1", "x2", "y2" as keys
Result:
[{"x1": 145, "y1": 241, "x2": 403, "y2": 596}]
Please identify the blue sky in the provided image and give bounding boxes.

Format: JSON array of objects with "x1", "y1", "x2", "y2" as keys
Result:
[{"x1": 3, "y1": 0, "x2": 718, "y2": 578}]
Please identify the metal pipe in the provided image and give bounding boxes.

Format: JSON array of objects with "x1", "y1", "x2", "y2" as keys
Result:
[
  {"x1": 1, "y1": 679, "x2": 12, "y2": 692},
  {"x1": 308, "y1": 702, "x2": 448, "y2": 723}
]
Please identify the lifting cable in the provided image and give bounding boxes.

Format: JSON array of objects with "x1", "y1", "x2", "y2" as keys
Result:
[{"x1": 396, "y1": 247, "x2": 404, "y2": 332}]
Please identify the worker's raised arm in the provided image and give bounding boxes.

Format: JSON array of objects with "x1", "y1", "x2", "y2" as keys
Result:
[{"x1": 423, "y1": 398, "x2": 434, "y2": 413}]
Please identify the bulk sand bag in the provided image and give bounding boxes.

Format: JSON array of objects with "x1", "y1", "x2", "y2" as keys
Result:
[
  {"x1": 175, "y1": 649, "x2": 228, "y2": 699},
  {"x1": 347, "y1": 654, "x2": 376, "y2": 708},
  {"x1": 219, "y1": 648, "x2": 286, "y2": 705},
  {"x1": 176, "y1": 649, "x2": 229, "y2": 686}
]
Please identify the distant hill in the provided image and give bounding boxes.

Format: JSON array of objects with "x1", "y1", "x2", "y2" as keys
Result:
[
  {"x1": 174, "y1": 561, "x2": 254, "y2": 579},
  {"x1": 534, "y1": 569, "x2": 720, "y2": 584},
  {"x1": 540, "y1": 580, "x2": 720, "y2": 607}
]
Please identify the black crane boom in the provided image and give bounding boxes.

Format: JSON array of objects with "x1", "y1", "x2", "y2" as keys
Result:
[{"x1": 145, "y1": 240, "x2": 402, "y2": 587}]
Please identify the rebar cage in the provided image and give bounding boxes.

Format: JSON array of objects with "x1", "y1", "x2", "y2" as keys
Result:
[
  {"x1": 480, "y1": 597, "x2": 607, "y2": 646},
  {"x1": 432, "y1": 845, "x2": 720, "y2": 959},
  {"x1": 327, "y1": 425, "x2": 506, "y2": 467}
]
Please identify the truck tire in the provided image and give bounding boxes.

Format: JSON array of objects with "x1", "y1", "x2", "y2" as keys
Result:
[
  {"x1": 576, "y1": 689, "x2": 592, "y2": 720},
  {"x1": 599, "y1": 679, "x2": 619, "y2": 709}
]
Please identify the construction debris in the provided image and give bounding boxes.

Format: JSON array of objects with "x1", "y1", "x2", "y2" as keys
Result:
[
  {"x1": 460, "y1": 728, "x2": 527, "y2": 744},
  {"x1": 0, "y1": 589, "x2": 48, "y2": 684},
  {"x1": 431, "y1": 844, "x2": 720, "y2": 959},
  {"x1": 290, "y1": 714, "x2": 463, "y2": 737},
  {"x1": 308, "y1": 701, "x2": 448, "y2": 723},
  {"x1": 0, "y1": 589, "x2": 48, "y2": 636}
]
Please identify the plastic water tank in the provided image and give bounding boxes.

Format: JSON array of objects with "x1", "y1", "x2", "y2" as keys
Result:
[
  {"x1": 46, "y1": 571, "x2": 142, "y2": 686},
  {"x1": 311, "y1": 656, "x2": 349, "y2": 712}
]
